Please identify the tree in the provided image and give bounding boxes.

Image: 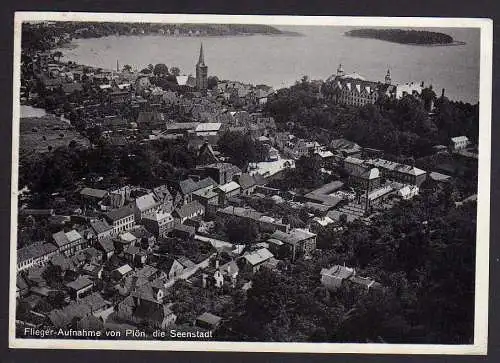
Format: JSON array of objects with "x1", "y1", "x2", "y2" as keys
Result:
[
  {"x1": 153, "y1": 63, "x2": 169, "y2": 76},
  {"x1": 170, "y1": 66, "x2": 181, "y2": 76},
  {"x1": 207, "y1": 75, "x2": 219, "y2": 89},
  {"x1": 122, "y1": 64, "x2": 132, "y2": 73}
]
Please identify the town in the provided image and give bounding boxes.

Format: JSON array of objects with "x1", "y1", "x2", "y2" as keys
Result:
[{"x1": 15, "y1": 21, "x2": 479, "y2": 343}]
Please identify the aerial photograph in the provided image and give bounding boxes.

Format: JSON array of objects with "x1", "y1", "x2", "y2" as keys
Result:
[{"x1": 13, "y1": 17, "x2": 483, "y2": 348}]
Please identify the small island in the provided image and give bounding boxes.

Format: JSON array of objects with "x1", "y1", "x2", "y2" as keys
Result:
[{"x1": 345, "y1": 28, "x2": 461, "y2": 46}]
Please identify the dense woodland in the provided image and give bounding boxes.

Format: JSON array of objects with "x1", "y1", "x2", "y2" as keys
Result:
[
  {"x1": 216, "y1": 187, "x2": 476, "y2": 343},
  {"x1": 264, "y1": 78, "x2": 479, "y2": 160},
  {"x1": 21, "y1": 22, "x2": 286, "y2": 52},
  {"x1": 345, "y1": 29, "x2": 455, "y2": 45}
]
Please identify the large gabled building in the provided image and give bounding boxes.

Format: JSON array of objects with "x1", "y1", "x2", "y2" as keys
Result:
[{"x1": 322, "y1": 65, "x2": 396, "y2": 106}]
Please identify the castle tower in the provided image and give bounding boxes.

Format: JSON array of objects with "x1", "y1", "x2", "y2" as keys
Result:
[
  {"x1": 385, "y1": 69, "x2": 391, "y2": 84},
  {"x1": 196, "y1": 43, "x2": 208, "y2": 91},
  {"x1": 337, "y1": 63, "x2": 345, "y2": 77}
]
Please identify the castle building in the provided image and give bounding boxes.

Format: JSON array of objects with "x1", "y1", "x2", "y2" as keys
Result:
[
  {"x1": 196, "y1": 43, "x2": 208, "y2": 91},
  {"x1": 323, "y1": 65, "x2": 396, "y2": 107}
]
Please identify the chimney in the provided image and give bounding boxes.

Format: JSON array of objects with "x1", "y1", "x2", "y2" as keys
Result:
[{"x1": 441, "y1": 88, "x2": 445, "y2": 98}]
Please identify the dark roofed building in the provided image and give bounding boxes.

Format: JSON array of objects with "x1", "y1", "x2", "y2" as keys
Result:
[
  {"x1": 172, "y1": 200, "x2": 205, "y2": 225},
  {"x1": 195, "y1": 312, "x2": 222, "y2": 331},
  {"x1": 104, "y1": 206, "x2": 135, "y2": 234},
  {"x1": 65, "y1": 276, "x2": 94, "y2": 300},
  {"x1": 17, "y1": 242, "x2": 58, "y2": 271}
]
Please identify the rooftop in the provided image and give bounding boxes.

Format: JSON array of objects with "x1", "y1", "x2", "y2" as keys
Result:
[{"x1": 105, "y1": 206, "x2": 134, "y2": 222}]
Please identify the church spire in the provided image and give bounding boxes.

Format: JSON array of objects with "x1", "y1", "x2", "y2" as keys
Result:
[
  {"x1": 385, "y1": 68, "x2": 391, "y2": 84},
  {"x1": 198, "y1": 43, "x2": 205, "y2": 66}
]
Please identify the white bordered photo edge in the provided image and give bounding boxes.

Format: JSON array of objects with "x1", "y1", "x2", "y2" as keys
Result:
[{"x1": 8, "y1": 12, "x2": 493, "y2": 354}]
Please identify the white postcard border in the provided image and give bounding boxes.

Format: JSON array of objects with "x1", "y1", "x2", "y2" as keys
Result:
[{"x1": 9, "y1": 12, "x2": 493, "y2": 354}]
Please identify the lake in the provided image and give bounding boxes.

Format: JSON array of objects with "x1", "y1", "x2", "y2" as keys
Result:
[{"x1": 58, "y1": 26, "x2": 480, "y2": 103}]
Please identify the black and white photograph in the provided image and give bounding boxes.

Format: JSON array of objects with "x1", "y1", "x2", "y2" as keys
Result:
[{"x1": 9, "y1": 13, "x2": 492, "y2": 354}]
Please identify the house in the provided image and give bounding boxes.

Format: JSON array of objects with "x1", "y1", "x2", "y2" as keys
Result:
[
  {"x1": 348, "y1": 166, "x2": 381, "y2": 192},
  {"x1": 365, "y1": 158, "x2": 427, "y2": 186},
  {"x1": 170, "y1": 177, "x2": 218, "y2": 205},
  {"x1": 133, "y1": 193, "x2": 160, "y2": 221},
  {"x1": 156, "y1": 256, "x2": 185, "y2": 280},
  {"x1": 320, "y1": 265, "x2": 355, "y2": 291},
  {"x1": 172, "y1": 200, "x2": 205, "y2": 225},
  {"x1": 130, "y1": 226, "x2": 157, "y2": 250},
  {"x1": 90, "y1": 219, "x2": 113, "y2": 242},
  {"x1": 114, "y1": 231, "x2": 138, "y2": 252},
  {"x1": 123, "y1": 245, "x2": 148, "y2": 266},
  {"x1": 170, "y1": 224, "x2": 196, "y2": 240},
  {"x1": 195, "y1": 312, "x2": 222, "y2": 331},
  {"x1": 236, "y1": 173, "x2": 259, "y2": 196},
  {"x1": 192, "y1": 188, "x2": 219, "y2": 208},
  {"x1": 17, "y1": 242, "x2": 58, "y2": 271},
  {"x1": 153, "y1": 184, "x2": 174, "y2": 209},
  {"x1": 216, "y1": 181, "x2": 241, "y2": 205},
  {"x1": 111, "y1": 264, "x2": 134, "y2": 281},
  {"x1": 202, "y1": 259, "x2": 239, "y2": 289},
  {"x1": 65, "y1": 276, "x2": 94, "y2": 300},
  {"x1": 330, "y1": 138, "x2": 362, "y2": 158},
  {"x1": 269, "y1": 228, "x2": 317, "y2": 261},
  {"x1": 104, "y1": 206, "x2": 135, "y2": 234},
  {"x1": 310, "y1": 216, "x2": 336, "y2": 233},
  {"x1": 194, "y1": 163, "x2": 242, "y2": 185},
  {"x1": 194, "y1": 122, "x2": 223, "y2": 143},
  {"x1": 240, "y1": 248, "x2": 274, "y2": 273},
  {"x1": 450, "y1": 136, "x2": 470, "y2": 151},
  {"x1": 80, "y1": 187, "x2": 109, "y2": 206},
  {"x1": 52, "y1": 229, "x2": 88, "y2": 257},
  {"x1": 320, "y1": 264, "x2": 381, "y2": 292},
  {"x1": 97, "y1": 237, "x2": 115, "y2": 259},
  {"x1": 141, "y1": 210, "x2": 175, "y2": 238},
  {"x1": 81, "y1": 263, "x2": 103, "y2": 279},
  {"x1": 216, "y1": 206, "x2": 290, "y2": 233}
]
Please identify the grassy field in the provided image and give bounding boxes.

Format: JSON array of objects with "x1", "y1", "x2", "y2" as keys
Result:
[{"x1": 20, "y1": 116, "x2": 90, "y2": 156}]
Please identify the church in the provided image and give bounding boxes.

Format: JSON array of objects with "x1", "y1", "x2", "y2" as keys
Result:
[
  {"x1": 195, "y1": 43, "x2": 208, "y2": 91},
  {"x1": 322, "y1": 64, "x2": 396, "y2": 107}
]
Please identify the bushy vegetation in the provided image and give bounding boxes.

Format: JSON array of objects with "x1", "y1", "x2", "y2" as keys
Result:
[{"x1": 345, "y1": 29, "x2": 454, "y2": 45}]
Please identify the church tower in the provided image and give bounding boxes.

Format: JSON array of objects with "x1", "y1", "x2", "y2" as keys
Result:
[
  {"x1": 196, "y1": 43, "x2": 208, "y2": 91},
  {"x1": 336, "y1": 64, "x2": 345, "y2": 77},
  {"x1": 385, "y1": 69, "x2": 391, "y2": 84}
]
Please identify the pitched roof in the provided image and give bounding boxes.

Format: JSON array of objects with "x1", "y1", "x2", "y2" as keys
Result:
[
  {"x1": 178, "y1": 178, "x2": 199, "y2": 195},
  {"x1": 270, "y1": 229, "x2": 316, "y2": 246},
  {"x1": 195, "y1": 123, "x2": 222, "y2": 133},
  {"x1": 65, "y1": 230, "x2": 82, "y2": 242},
  {"x1": 135, "y1": 193, "x2": 158, "y2": 212},
  {"x1": 196, "y1": 312, "x2": 222, "y2": 327},
  {"x1": 196, "y1": 177, "x2": 218, "y2": 190},
  {"x1": 105, "y1": 206, "x2": 134, "y2": 222},
  {"x1": 90, "y1": 219, "x2": 113, "y2": 234},
  {"x1": 217, "y1": 181, "x2": 240, "y2": 194},
  {"x1": 80, "y1": 187, "x2": 108, "y2": 199},
  {"x1": 66, "y1": 276, "x2": 93, "y2": 291},
  {"x1": 237, "y1": 173, "x2": 257, "y2": 190},
  {"x1": 321, "y1": 265, "x2": 355, "y2": 280},
  {"x1": 98, "y1": 237, "x2": 115, "y2": 252},
  {"x1": 243, "y1": 248, "x2": 273, "y2": 266},
  {"x1": 52, "y1": 231, "x2": 70, "y2": 247},
  {"x1": 115, "y1": 264, "x2": 133, "y2": 276},
  {"x1": 17, "y1": 242, "x2": 57, "y2": 264},
  {"x1": 173, "y1": 201, "x2": 204, "y2": 219}
]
